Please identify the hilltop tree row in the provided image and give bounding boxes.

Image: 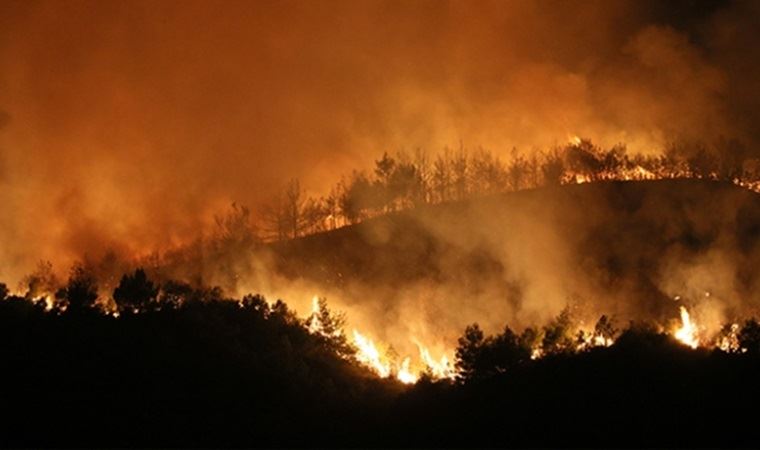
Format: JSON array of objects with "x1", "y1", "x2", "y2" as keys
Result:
[{"x1": 259, "y1": 138, "x2": 760, "y2": 241}]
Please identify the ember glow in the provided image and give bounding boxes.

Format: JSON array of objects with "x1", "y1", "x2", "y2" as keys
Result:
[{"x1": 717, "y1": 323, "x2": 741, "y2": 353}]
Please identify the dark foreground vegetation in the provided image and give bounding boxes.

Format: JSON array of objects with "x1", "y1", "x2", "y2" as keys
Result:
[{"x1": 2, "y1": 282, "x2": 760, "y2": 447}]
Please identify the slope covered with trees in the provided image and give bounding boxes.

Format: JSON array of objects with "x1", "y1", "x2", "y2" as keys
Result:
[
  {"x1": 266, "y1": 179, "x2": 760, "y2": 325},
  {"x1": 4, "y1": 166, "x2": 760, "y2": 446},
  {"x1": 258, "y1": 138, "x2": 760, "y2": 241},
  {"x1": 2, "y1": 279, "x2": 760, "y2": 447}
]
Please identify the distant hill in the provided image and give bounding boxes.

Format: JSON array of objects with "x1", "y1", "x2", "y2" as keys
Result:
[{"x1": 264, "y1": 179, "x2": 760, "y2": 328}]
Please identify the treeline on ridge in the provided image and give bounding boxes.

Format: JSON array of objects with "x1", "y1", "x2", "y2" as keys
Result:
[{"x1": 259, "y1": 137, "x2": 760, "y2": 240}]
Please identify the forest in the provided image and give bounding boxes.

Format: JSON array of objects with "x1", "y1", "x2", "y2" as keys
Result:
[
  {"x1": 258, "y1": 138, "x2": 760, "y2": 240},
  {"x1": 2, "y1": 264, "x2": 760, "y2": 446},
  {"x1": 3, "y1": 140, "x2": 760, "y2": 446},
  {"x1": 4, "y1": 0, "x2": 760, "y2": 446}
]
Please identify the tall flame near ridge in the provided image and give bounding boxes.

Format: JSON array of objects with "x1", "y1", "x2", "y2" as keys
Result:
[
  {"x1": 308, "y1": 296, "x2": 322, "y2": 334},
  {"x1": 305, "y1": 295, "x2": 455, "y2": 384},
  {"x1": 352, "y1": 329, "x2": 392, "y2": 378},
  {"x1": 417, "y1": 343, "x2": 455, "y2": 379},
  {"x1": 396, "y1": 357, "x2": 418, "y2": 384},
  {"x1": 674, "y1": 306, "x2": 699, "y2": 349}
]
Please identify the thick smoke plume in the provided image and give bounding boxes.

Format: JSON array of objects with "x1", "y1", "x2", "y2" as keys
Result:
[{"x1": 1, "y1": 0, "x2": 759, "y2": 282}]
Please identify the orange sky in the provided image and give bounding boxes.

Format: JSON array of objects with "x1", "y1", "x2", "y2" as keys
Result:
[{"x1": 0, "y1": 0, "x2": 757, "y2": 282}]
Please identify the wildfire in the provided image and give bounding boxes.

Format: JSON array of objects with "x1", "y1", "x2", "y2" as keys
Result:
[
  {"x1": 352, "y1": 329, "x2": 392, "y2": 378},
  {"x1": 592, "y1": 334, "x2": 613, "y2": 347},
  {"x1": 350, "y1": 330, "x2": 457, "y2": 384},
  {"x1": 304, "y1": 295, "x2": 457, "y2": 384},
  {"x1": 417, "y1": 343, "x2": 455, "y2": 379},
  {"x1": 575, "y1": 328, "x2": 615, "y2": 351},
  {"x1": 570, "y1": 173, "x2": 593, "y2": 184},
  {"x1": 11, "y1": 289, "x2": 56, "y2": 312},
  {"x1": 717, "y1": 323, "x2": 740, "y2": 353},
  {"x1": 674, "y1": 306, "x2": 699, "y2": 349},
  {"x1": 308, "y1": 296, "x2": 323, "y2": 334},
  {"x1": 396, "y1": 357, "x2": 418, "y2": 384}
]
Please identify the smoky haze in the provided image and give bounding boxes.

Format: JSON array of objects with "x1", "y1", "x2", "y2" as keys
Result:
[{"x1": 0, "y1": 0, "x2": 758, "y2": 282}]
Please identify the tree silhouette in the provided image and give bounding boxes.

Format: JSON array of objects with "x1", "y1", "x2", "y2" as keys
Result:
[
  {"x1": 340, "y1": 171, "x2": 383, "y2": 223},
  {"x1": 451, "y1": 147, "x2": 469, "y2": 200},
  {"x1": 455, "y1": 323, "x2": 530, "y2": 382},
  {"x1": 55, "y1": 264, "x2": 98, "y2": 313},
  {"x1": 261, "y1": 190, "x2": 290, "y2": 241},
  {"x1": 594, "y1": 315, "x2": 618, "y2": 344},
  {"x1": 507, "y1": 149, "x2": 528, "y2": 191},
  {"x1": 374, "y1": 152, "x2": 396, "y2": 187},
  {"x1": 251, "y1": 136, "x2": 760, "y2": 243},
  {"x1": 565, "y1": 139, "x2": 603, "y2": 180},
  {"x1": 214, "y1": 202, "x2": 258, "y2": 248},
  {"x1": 260, "y1": 178, "x2": 311, "y2": 240},
  {"x1": 471, "y1": 148, "x2": 507, "y2": 194},
  {"x1": 20, "y1": 260, "x2": 58, "y2": 301},
  {"x1": 738, "y1": 319, "x2": 760, "y2": 355},
  {"x1": 455, "y1": 323, "x2": 485, "y2": 382},
  {"x1": 284, "y1": 178, "x2": 306, "y2": 239},
  {"x1": 487, "y1": 325, "x2": 531, "y2": 373},
  {"x1": 113, "y1": 268, "x2": 158, "y2": 313},
  {"x1": 540, "y1": 149, "x2": 565, "y2": 185},
  {"x1": 541, "y1": 308, "x2": 575, "y2": 355},
  {"x1": 306, "y1": 297, "x2": 353, "y2": 358},
  {"x1": 432, "y1": 150, "x2": 453, "y2": 203}
]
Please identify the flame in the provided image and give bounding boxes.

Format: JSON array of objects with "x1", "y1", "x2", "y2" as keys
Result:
[
  {"x1": 592, "y1": 334, "x2": 613, "y2": 347},
  {"x1": 41, "y1": 295, "x2": 55, "y2": 311},
  {"x1": 308, "y1": 296, "x2": 322, "y2": 334},
  {"x1": 11, "y1": 288, "x2": 56, "y2": 312},
  {"x1": 572, "y1": 173, "x2": 593, "y2": 184},
  {"x1": 717, "y1": 323, "x2": 740, "y2": 353},
  {"x1": 417, "y1": 344, "x2": 455, "y2": 379},
  {"x1": 352, "y1": 329, "x2": 391, "y2": 378},
  {"x1": 307, "y1": 296, "x2": 456, "y2": 384},
  {"x1": 575, "y1": 328, "x2": 615, "y2": 351},
  {"x1": 396, "y1": 357, "x2": 418, "y2": 384},
  {"x1": 674, "y1": 306, "x2": 699, "y2": 349}
]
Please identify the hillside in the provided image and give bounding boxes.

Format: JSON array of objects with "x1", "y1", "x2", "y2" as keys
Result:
[
  {"x1": 3, "y1": 179, "x2": 760, "y2": 447},
  {"x1": 265, "y1": 179, "x2": 760, "y2": 329}
]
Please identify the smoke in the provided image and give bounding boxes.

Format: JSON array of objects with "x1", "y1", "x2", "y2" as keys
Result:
[
  {"x1": 0, "y1": 1, "x2": 758, "y2": 294},
  {"x1": 223, "y1": 179, "x2": 760, "y2": 360}
]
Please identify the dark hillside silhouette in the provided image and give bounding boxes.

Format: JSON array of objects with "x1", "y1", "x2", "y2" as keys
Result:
[{"x1": 2, "y1": 284, "x2": 760, "y2": 446}]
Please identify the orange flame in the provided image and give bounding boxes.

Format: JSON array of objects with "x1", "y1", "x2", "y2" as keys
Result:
[{"x1": 674, "y1": 306, "x2": 699, "y2": 349}]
